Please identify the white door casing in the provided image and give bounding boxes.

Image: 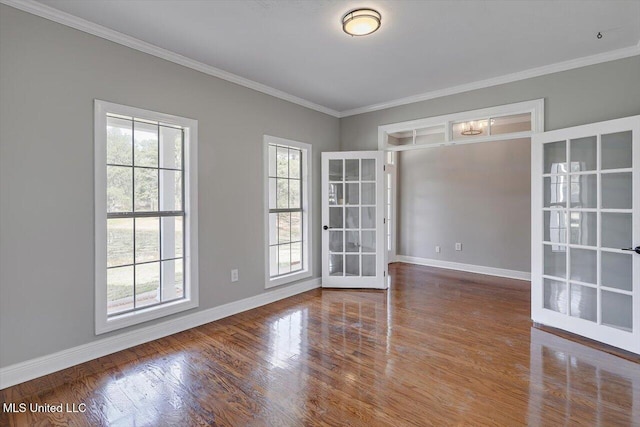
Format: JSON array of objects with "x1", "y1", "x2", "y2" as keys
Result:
[
  {"x1": 532, "y1": 115, "x2": 640, "y2": 354},
  {"x1": 322, "y1": 151, "x2": 387, "y2": 289}
]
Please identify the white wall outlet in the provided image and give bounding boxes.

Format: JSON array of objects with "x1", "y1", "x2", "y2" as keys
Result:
[
  {"x1": 435, "y1": 245, "x2": 441, "y2": 253},
  {"x1": 231, "y1": 269, "x2": 239, "y2": 282},
  {"x1": 455, "y1": 243, "x2": 462, "y2": 251}
]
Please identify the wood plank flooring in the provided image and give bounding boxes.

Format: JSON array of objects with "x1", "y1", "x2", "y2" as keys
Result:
[{"x1": 1, "y1": 263, "x2": 639, "y2": 426}]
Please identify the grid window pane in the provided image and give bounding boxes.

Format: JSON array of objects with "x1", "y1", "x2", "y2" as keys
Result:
[
  {"x1": 135, "y1": 262, "x2": 160, "y2": 307},
  {"x1": 291, "y1": 212, "x2": 302, "y2": 242},
  {"x1": 135, "y1": 217, "x2": 160, "y2": 263},
  {"x1": 276, "y1": 146, "x2": 289, "y2": 178},
  {"x1": 269, "y1": 213, "x2": 278, "y2": 245},
  {"x1": 361, "y1": 159, "x2": 375, "y2": 181},
  {"x1": 107, "y1": 266, "x2": 134, "y2": 315},
  {"x1": 329, "y1": 159, "x2": 343, "y2": 181},
  {"x1": 291, "y1": 242, "x2": 302, "y2": 272},
  {"x1": 346, "y1": 255, "x2": 360, "y2": 276},
  {"x1": 279, "y1": 244, "x2": 291, "y2": 274},
  {"x1": 134, "y1": 168, "x2": 158, "y2": 212},
  {"x1": 276, "y1": 178, "x2": 289, "y2": 209},
  {"x1": 107, "y1": 218, "x2": 133, "y2": 267},
  {"x1": 289, "y1": 179, "x2": 301, "y2": 208},
  {"x1": 269, "y1": 246, "x2": 278, "y2": 277},
  {"x1": 268, "y1": 145, "x2": 277, "y2": 177},
  {"x1": 345, "y1": 183, "x2": 359, "y2": 205},
  {"x1": 134, "y1": 122, "x2": 158, "y2": 167},
  {"x1": 107, "y1": 166, "x2": 132, "y2": 213},
  {"x1": 161, "y1": 259, "x2": 183, "y2": 301},
  {"x1": 278, "y1": 212, "x2": 291, "y2": 244},
  {"x1": 159, "y1": 126, "x2": 182, "y2": 169},
  {"x1": 161, "y1": 216, "x2": 183, "y2": 259},
  {"x1": 329, "y1": 231, "x2": 343, "y2": 252},
  {"x1": 269, "y1": 178, "x2": 277, "y2": 209},
  {"x1": 160, "y1": 170, "x2": 182, "y2": 211},
  {"x1": 345, "y1": 159, "x2": 359, "y2": 181},
  {"x1": 289, "y1": 149, "x2": 301, "y2": 179},
  {"x1": 330, "y1": 254, "x2": 343, "y2": 276},
  {"x1": 107, "y1": 117, "x2": 132, "y2": 165}
]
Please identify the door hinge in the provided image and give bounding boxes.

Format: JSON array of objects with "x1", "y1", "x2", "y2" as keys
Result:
[
  {"x1": 383, "y1": 218, "x2": 386, "y2": 224},
  {"x1": 383, "y1": 165, "x2": 386, "y2": 172},
  {"x1": 384, "y1": 270, "x2": 386, "y2": 277}
]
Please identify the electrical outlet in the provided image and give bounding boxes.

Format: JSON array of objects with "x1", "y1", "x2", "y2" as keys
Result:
[
  {"x1": 455, "y1": 243, "x2": 462, "y2": 251},
  {"x1": 435, "y1": 245, "x2": 441, "y2": 253},
  {"x1": 231, "y1": 269, "x2": 239, "y2": 282}
]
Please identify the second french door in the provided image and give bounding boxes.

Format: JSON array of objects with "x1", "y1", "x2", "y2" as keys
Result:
[{"x1": 532, "y1": 115, "x2": 640, "y2": 354}]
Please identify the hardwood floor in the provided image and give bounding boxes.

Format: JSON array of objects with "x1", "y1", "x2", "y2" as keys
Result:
[{"x1": 1, "y1": 263, "x2": 638, "y2": 426}]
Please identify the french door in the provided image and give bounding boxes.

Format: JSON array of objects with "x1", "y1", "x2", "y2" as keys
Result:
[
  {"x1": 532, "y1": 115, "x2": 640, "y2": 354},
  {"x1": 321, "y1": 151, "x2": 387, "y2": 289}
]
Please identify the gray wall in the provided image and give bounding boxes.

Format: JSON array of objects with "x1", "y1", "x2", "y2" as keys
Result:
[
  {"x1": 397, "y1": 139, "x2": 531, "y2": 272},
  {"x1": 341, "y1": 55, "x2": 640, "y2": 151},
  {"x1": 342, "y1": 55, "x2": 640, "y2": 273},
  {"x1": 0, "y1": 5, "x2": 340, "y2": 367}
]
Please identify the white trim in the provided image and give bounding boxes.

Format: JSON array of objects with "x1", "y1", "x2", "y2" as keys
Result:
[
  {"x1": 378, "y1": 99, "x2": 544, "y2": 152},
  {"x1": 94, "y1": 99, "x2": 199, "y2": 334},
  {"x1": 0, "y1": 0, "x2": 340, "y2": 118},
  {"x1": 2, "y1": 0, "x2": 638, "y2": 119},
  {"x1": 341, "y1": 46, "x2": 640, "y2": 117},
  {"x1": 263, "y1": 135, "x2": 313, "y2": 289},
  {"x1": 0, "y1": 278, "x2": 321, "y2": 390},
  {"x1": 396, "y1": 255, "x2": 531, "y2": 282}
]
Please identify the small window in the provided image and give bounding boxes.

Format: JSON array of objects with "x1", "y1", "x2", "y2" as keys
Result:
[
  {"x1": 95, "y1": 100, "x2": 198, "y2": 334},
  {"x1": 264, "y1": 136, "x2": 312, "y2": 288}
]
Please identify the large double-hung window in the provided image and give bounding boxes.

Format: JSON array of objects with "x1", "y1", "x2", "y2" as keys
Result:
[
  {"x1": 264, "y1": 135, "x2": 312, "y2": 288},
  {"x1": 95, "y1": 100, "x2": 198, "y2": 334}
]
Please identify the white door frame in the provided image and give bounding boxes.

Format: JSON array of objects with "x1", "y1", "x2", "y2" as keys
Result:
[
  {"x1": 531, "y1": 115, "x2": 640, "y2": 354},
  {"x1": 321, "y1": 151, "x2": 387, "y2": 289},
  {"x1": 384, "y1": 153, "x2": 398, "y2": 263},
  {"x1": 377, "y1": 99, "x2": 545, "y2": 270}
]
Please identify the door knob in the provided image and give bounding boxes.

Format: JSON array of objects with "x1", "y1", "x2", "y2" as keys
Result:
[
  {"x1": 622, "y1": 246, "x2": 640, "y2": 255},
  {"x1": 323, "y1": 225, "x2": 329, "y2": 230}
]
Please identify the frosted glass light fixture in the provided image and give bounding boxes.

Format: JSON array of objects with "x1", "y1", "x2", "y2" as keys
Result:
[
  {"x1": 342, "y1": 9, "x2": 381, "y2": 36},
  {"x1": 461, "y1": 121, "x2": 484, "y2": 136}
]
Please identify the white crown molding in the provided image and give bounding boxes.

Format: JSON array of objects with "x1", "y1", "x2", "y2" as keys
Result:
[
  {"x1": 340, "y1": 44, "x2": 640, "y2": 118},
  {"x1": 0, "y1": 277, "x2": 321, "y2": 390},
  {"x1": 396, "y1": 255, "x2": 531, "y2": 282},
  {"x1": 2, "y1": 1, "x2": 639, "y2": 120},
  {"x1": 0, "y1": 0, "x2": 341, "y2": 118}
]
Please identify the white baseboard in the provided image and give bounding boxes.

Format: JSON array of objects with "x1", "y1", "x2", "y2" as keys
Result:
[
  {"x1": 0, "y1": 278, "x2": 321, "y2": 390},
  {"x1": 395, "y1": 255, "x2": 531, "y2": 281}
]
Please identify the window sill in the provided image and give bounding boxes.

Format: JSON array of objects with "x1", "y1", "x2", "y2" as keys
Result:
[
  {"x1": 96, "y1": 297, "x2": 198, "y2": 335},
  {"x1": 266, "y1": 269, "x2": 312, "y2": 289}
]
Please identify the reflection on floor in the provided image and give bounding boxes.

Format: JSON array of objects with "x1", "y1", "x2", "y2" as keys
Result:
[{"x1": 1, "y1": 263, "x2": 638, "y2": 425}]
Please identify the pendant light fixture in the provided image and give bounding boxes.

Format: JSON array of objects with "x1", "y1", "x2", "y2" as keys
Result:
[{"x1": 342, "y1": 8, "x2": 381, "y2": 36}]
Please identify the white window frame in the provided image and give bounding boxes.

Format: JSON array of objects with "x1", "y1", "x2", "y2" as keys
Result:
[
  {"x1": 263, "y1": 135, "x2": 312, "y2": 288},
  {"x1": 94, "y1": 99, "x2": 198, "y2": 334}
]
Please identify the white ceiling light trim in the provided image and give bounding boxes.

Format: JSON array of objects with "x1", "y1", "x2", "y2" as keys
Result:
[
  {"x1": 340, "y1": 43, "x2": 640, "y2": 117},
  {"x1": 0, "y1": 0, "x2": 341, "y2": 118}
]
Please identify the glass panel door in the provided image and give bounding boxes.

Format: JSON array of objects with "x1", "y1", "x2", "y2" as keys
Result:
[
  {"x1": 532, "y1": 116, "x2": 640, "y2": 354},
  {"x1": 322, "y1": 151, "x2": 386, "y2": 289}
]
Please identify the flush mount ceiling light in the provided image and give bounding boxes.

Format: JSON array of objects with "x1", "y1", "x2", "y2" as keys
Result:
[{"x1": 342, "y1": 8, "x2": 381, "y2": 36}]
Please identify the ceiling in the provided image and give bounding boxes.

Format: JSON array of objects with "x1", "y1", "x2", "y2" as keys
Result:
[{"x1": 31, "y1": 0, "x2": 640, "y2": 115}]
